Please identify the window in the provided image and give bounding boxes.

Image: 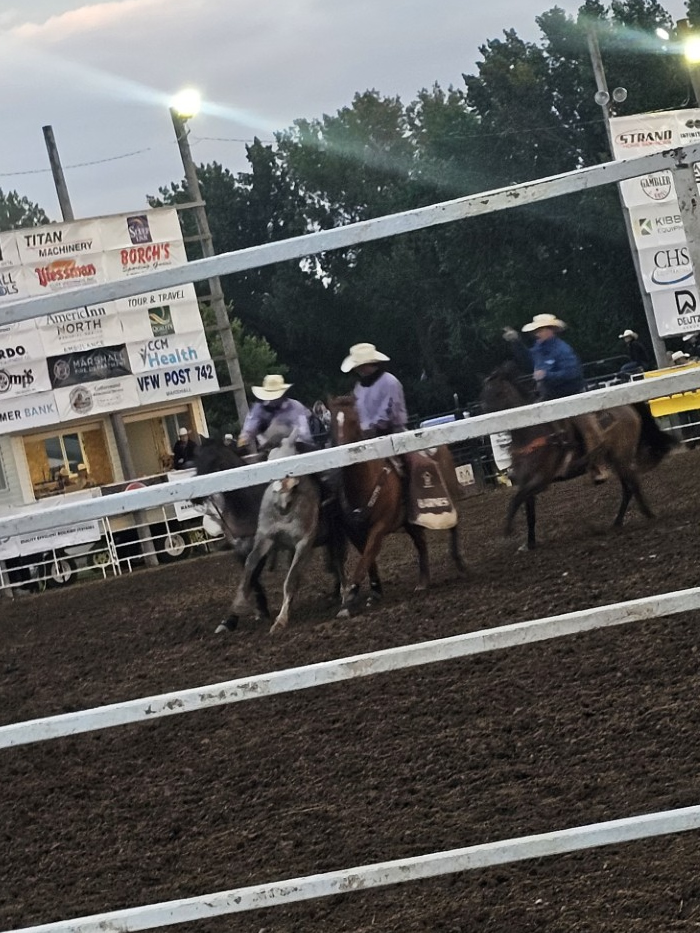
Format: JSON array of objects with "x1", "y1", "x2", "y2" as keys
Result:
[{"x1": 25, "y1": 425, "x2": 114, "y2": 499}]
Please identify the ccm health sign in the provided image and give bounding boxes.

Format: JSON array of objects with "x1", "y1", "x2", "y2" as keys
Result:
[{"x1": 135, "y1": 361, "x2": 219, "y2": 404}]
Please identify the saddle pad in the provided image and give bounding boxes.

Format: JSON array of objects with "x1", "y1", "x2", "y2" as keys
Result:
[{"x1": 406, "y1": 451, "x2": 458, "y2": 530}]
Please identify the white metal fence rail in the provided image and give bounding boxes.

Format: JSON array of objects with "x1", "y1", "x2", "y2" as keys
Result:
[
  {"x1": 3, "y1": 584, "x2": 700, "y2": 749},
  {"x1": 9, "y1": 806, "x2": 700, "y2": 933}
]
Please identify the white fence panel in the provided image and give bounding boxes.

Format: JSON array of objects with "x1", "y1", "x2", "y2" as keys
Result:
[
  {"x1": 7, "y1": 805, "x2": 700, "y2": 933},
  {"x1": 3, "y1": 584, "x2": 700, "y2": 749}
]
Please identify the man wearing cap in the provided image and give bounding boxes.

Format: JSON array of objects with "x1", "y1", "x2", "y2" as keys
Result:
[
  {"x1": 75, "y1": 463, "x2": 96, "y2": 489},
  {"x1": 238, "y1": 374, "x2": 313, "y2": 452},
  {"x1": 504, "y1": 314, "x2": 609, "y2": 483},
  {"x1": 618, "y1": 328, "x2": 650, "y2": 376},
  {"x1": 341, "y1": 343, "x2": 408, "y2": 436},
  {"x1": 223, "y1": 433, "x2": 234, "y2": 447},
  {"x1": 172, "y1": 427, "x2": 198, "y2": 470}
]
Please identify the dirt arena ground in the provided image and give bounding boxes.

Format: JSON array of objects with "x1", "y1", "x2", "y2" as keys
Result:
[{"x1": 2, "y1": 448, "x2": 700, "y2": 933}]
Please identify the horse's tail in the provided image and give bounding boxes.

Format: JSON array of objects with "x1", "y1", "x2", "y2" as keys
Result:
[{"x1": 634, "y1": 402, "x2": 679, "y2": 470}]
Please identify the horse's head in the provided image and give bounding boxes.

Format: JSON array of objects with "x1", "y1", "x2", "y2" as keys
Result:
[
  {"x1": 480, "y1": 362, "x2": 535, "y2": 413},
  {"x1": 194, "y1": 436, "x2": 246, "y2": 477},
  {"x1": 328, "y1": 395, "x2": 362, "y2": 446}
]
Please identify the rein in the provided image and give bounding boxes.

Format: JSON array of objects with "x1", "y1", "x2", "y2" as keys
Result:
[{"x1": 333, "y1": 407, "x2": 394, "y2": 515}]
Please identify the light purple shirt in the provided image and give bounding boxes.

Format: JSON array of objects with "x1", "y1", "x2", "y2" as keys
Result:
[
  {"x1": 354, "y1": 371, "x2": 408, "y2": 432},
  {"x1": 241, "y1": 398, "x2": 313, "y2": 445}
]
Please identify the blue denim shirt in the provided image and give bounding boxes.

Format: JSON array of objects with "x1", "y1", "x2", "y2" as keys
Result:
[{"x1": 530, "y1": 335, "x2": 585, "y2": 399}]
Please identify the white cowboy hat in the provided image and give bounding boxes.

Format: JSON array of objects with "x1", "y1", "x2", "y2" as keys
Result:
[
  {"x1": 178, "y1": 427, "x2": 189, "y2": 437},
  {"x1": 521, "y1": 313, "x2": 566, "y2": 333},
  {"x1": 251, "y1": 374, "x2": 292, "y2": 400},
  {"x1": 683, "y1": 332, "x2": 699, "y2": 342},
  {"x1": 341, "y1": 342, "x2": 390, "y2": 373},
  {"x1": 671, "y1": 350, "x2": 691, "y2": 362},
  {"x1": 77, "y1": 463, "x2": 87, "y2": 472},
  {"x1": 618, "y1": 329, "x2": 638, "y2": 340},
  {"x1": 224, "y1": 433, "x2": 233, "y2": 442}
]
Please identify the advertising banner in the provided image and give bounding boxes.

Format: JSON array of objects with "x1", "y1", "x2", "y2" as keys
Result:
[
  {"x1": 0, "y1": 391, "x2": 60, "y2": 435},
  {"x1": 99, "y1": 210, "x2": 184, "y2": 251},
  {"x1": 126, "y1": 331, "x2": 210, "y2": 374},
  {"x1": 0, "y1": 208, "x2": 215, "y2": 427},
  {"x1": 54, "y1": 376, "x2": 140, "y2": 421},
  {"x1": 115, "y1": 282, "x2": 198, "y2": 315},
  {"x1": 0, "y1": 266, "x2": 31, "y2": 305},
  {"x1": 104, "y1": 240, "x2": 188, "y2": 280},
  {"x1": 38, "y1": 305, "x2": 125, "y2": 355},
  {"x1": 0, "y1": 325, "x2": 45, "y2": 363},
  {"x1": 649, "y1": 286, "x2": 700, "y2": 336},
  {"x1": 25, "y1": 253, "x2": 107, "y2": 297},
  {"x1": 119, "y1": 300, "x2": 203, "y2": 342},
  {"x1": 14, "y1": 220, "x2": 104, "y2": 266},
  {"x1": 0, "y1": 358, "x2": 51, "y2": 398},
  {"x1": 135, "y1": 360, "x2": 219, "y2": 404},
  {"x1": 628, "y1": 203, "x2": 685, "y2": 248},
  {"x1": 637, "y1": 244, "x2": 694, "y2": 293}
]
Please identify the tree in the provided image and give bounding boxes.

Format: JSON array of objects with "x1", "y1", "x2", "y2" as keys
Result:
[{"x1": 0, "y1": 189, "x2": 50, "y2": 230}]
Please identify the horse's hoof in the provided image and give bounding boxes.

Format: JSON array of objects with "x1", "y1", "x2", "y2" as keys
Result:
[
  {"x1": 336, "y1": 607, "x2": 351, "y2": 619},
  {"x1": 215, "y1": 617, "x2": 238, "y2": 634},
  {"x1": 413, "y1": 584, "x2": 428, "y2": 593},
  {"x1": 269, "y1": 620, "x2": 287, "y2": 635}
]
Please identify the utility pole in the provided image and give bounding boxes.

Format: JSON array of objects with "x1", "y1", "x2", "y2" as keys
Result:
[
  {"x1": 170, "y1": 108, "x2": 249, "y2": 423},
  {"x1": 42, "y1": 126, "x2": 158, "y2": 567},
  {"x1": 677, "y1": 19, "x2": 700, "y2": 105},
  {"x1": 586, "y1": 28, "x2": 667, "y2": 368}
]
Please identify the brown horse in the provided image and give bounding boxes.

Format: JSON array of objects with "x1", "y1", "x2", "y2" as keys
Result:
[
  {"x1": 328, "y1": 395, "x2": 466, "y2": 616},
  {"x1": 479, "y1": 362, "x2": 678, "y2": 549}
]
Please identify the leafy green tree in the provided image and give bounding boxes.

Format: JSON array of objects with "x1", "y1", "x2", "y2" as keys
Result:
[
  {"x1": 200, "y1": 306, "x2": 285, "y2": 434},
  {"x1": 0, "y1": 189, "x2": 50, "y2": 230}
]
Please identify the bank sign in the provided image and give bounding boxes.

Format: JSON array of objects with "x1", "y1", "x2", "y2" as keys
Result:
[
  {"x1": 0, "y1": 208, "x2": 218, "y2": 434},
  {"x1": 610, "y1": 108, "x2": 700, "y2": 336}
]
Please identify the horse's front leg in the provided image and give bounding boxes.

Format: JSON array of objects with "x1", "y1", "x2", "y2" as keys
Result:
[
  {"x1": 404, "y1": 523, "x2": 430, "y2": 591},
  {"x1": 338, "y1": 522, "x2": 391, "y2": 618},
  {"x1": 230, "y1": 538, "x2": 273, "y2": 622},
  {"x1": 270, "y1": 536, "x2": 315, "y2": 635}
]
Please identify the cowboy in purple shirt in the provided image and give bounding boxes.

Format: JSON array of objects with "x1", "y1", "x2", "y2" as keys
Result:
[
  {"x1": 341, "y1": 343, "x2": 408, "y2": 436},
  {"x1": 238, "y1": 374, "x2": 313, "y2": 451}
]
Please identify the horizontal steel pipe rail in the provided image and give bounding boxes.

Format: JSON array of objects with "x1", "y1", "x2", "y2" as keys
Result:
[
  {"x1": 1, "y1": 367, "x2": 699, "y2": 537},
  {"x1": 2, "y1": 584, "x2": 700, "y2": 749},
  {"x1": 1, "y1": 145, "x2": 697, "y2": 324},
  {"x1": 7, "y1": 805, "x2": 700, "y2": 933}
]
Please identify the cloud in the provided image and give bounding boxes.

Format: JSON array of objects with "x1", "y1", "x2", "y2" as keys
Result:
[{"x1": 11, "y1": 0, "x2": 167, "y2": 43}]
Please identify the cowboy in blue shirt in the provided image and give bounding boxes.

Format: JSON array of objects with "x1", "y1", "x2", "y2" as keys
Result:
[{"x1": 504, "y1": 313, "x2": 609, "y2": 483}]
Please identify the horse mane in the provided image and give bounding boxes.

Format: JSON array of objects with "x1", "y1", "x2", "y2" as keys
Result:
[
  {"x1": 482, "y1": 361, "x2": 536, "y2": 410},
  {"x1": 196, "y1": 436, "x2": 247, "y2": 472}
]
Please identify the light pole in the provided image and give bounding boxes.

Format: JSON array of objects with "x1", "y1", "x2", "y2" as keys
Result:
[
  {"x1": 170, "y1": 89, "x2": 249, "y2": 423},
  {"x1": 676, "y1": 19, "x2": 700, "y2": 105},
  {"x1": 586, "y1": 25, "x2": 667, "y2": 367}
]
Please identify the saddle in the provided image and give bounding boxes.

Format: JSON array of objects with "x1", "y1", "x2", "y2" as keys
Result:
[{"x1": 405, "y1": 451, "x2": 458, "y2": 530}]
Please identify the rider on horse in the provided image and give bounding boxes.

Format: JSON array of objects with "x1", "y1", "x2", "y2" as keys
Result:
[
  {"x1": 503, "y1": 313, "x2": 610, "y2": 484},
  {"x1": 237, "y1": 374, "x2": 313, "y2": 453},
  {"x1": 340, "y1": 343, "x2": 408, "y2": 436},
  {"x1": 341, "y1": 342, "x2": 457, "y2": 529}
]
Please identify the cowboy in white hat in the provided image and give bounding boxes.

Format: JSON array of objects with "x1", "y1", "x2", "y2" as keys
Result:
[
  {"x1": 618, "y1": 327, "x2": 650, "y2": 375},
  {"x1": 341, "y1": 343, "x2": 407, "y2": 436},
  {"x1": 504, "y1": 314, "x2": 609, "y2": 483},
  {"x1": 671, "y1": 349, "x2": 691, "y2": 364},
  {"x1": 238, "y1": 374, "x2": 313, "y2": 452},
  {"x1": 172, "y1": 426, "x2": 199, "y2": 470}
]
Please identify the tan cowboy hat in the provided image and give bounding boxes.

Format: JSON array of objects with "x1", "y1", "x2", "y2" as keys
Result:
[
  {"x1": 618, "y1": 329, "x2": 638, "y2": 340},
  {"x1": 341, "y1": 342, "x2": 390, "y2": 373},
  {"x1": 251, "y1": 374, "x2": 292, "y2": 400},
  {"x1": 522, "y1": 313, "x2": 566, "y2": 333}
]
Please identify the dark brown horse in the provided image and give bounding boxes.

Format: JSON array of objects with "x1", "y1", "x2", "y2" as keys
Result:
[
  {"x1": 479, "y1": 362, "x2": 678, "y2": 549},
  {"x1": 328, "y1": 395, "x2": 466, "y2": 616}
]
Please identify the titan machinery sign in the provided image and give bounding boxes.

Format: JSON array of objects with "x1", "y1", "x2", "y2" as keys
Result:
[
  {"x1": 610, "y1": 109, "x2": 700, "y2": 337},
  {"x1": 0, "y1": 208, "x2": 218, "y2": 433}
]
